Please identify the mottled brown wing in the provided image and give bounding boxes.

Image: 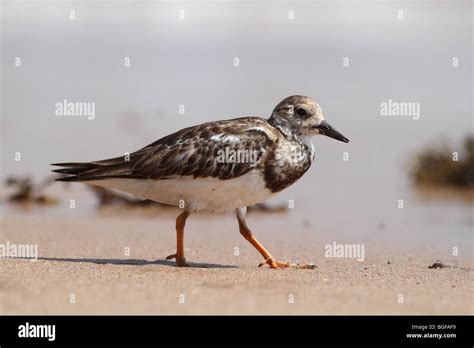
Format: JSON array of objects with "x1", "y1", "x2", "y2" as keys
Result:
[{"x1": 52, "y1": 117, "x2": 274, "y2": 182}]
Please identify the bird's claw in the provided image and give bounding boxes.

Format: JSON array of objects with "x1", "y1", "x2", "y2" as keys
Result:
[
  {"x1": 165, "y1": 254, "x2": 190, "y2": 267},
  {"x1": 258, "y1": 258, "x2": 316, "y2": 269}
]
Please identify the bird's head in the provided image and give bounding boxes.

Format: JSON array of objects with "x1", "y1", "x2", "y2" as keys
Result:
[{"x1": 269, "y1": 95, "x2": 349, "y2": 143}]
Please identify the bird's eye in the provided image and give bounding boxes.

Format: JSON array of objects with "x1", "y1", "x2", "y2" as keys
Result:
[{"x1": 296, "y1": 108, "x2": 307, "y2": 117}]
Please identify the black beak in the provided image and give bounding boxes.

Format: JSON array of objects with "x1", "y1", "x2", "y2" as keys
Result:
[{"x1": 316, "y1": 120, "x2": 349, "y2": 143}]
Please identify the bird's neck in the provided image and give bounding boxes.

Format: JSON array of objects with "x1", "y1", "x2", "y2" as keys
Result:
[
  {"x1": 299, "y1": 136, "x2": 315, "y2": 153},
  {"x1": 268, "y1": 113, "x2": 313, "y2": 150},
  {"x1": 268, "y1": 113, "x2": 298, "y2": 139}
]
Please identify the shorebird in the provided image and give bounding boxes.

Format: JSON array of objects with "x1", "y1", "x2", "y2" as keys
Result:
[{"x1": 52, "y1": 95, "x2": 349, "y2": 269}]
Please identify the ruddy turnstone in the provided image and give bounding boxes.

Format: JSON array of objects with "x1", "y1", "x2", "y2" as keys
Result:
[{"x1": 52, "y1": 95, "x2": 349, "y2": 269}]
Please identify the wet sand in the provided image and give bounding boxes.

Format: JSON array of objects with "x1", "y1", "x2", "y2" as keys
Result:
[{"x1": 0, "y1": 213, "x2": 472, "y2": 315}]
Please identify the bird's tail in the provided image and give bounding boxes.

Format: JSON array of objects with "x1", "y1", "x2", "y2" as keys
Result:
[
  {"x1": 51, "y1": 162, "x2": 102, "y2": 182},
  {"x1": 52, "y1": 152, "x2": 141, "y2": 182}
]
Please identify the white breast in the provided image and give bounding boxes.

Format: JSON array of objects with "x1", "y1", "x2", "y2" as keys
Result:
[{"x1": 300, "y1": 136, "x2": 315, "y2": 152}]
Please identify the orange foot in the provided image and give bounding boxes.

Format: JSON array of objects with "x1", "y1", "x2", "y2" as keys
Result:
[
  {"x1": 258, "y1": 258, "x2": 316, "y2": 269},
  {"x1": 165, "y1": 254, "x2": 190, "y2": 267}
]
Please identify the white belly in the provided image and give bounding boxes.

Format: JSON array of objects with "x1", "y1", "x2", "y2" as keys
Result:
[{"x1": 86, "y1": 170, "x2": 276, "y2": 212}]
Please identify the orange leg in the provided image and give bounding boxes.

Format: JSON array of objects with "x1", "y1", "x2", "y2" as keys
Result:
[
  {"x1": 166, "y1": 210, "x2": 191, "y2": 267},
  {"x1": 235, "y1": 208, "x2": 316, "y2": 269}
]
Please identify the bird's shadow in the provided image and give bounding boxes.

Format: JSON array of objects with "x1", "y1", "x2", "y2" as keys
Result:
[{"x1": 31, "y1": 257, "x2": 237, "y2": 269}]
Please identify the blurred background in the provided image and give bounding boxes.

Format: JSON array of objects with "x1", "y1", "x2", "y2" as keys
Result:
[{"x1": 1, "y1": 0, "x2": 472, "y2": 255}]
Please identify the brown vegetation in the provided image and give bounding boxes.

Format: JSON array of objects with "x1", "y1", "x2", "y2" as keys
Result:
[{"x1": 410, "y1": 135, "x2": 474, "y2": 189}]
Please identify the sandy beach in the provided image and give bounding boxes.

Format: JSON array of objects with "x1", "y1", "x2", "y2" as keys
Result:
[
  {"x1": 1, "y1": 0, "x2": 473, "y2": 318},
  {"x1": 1, "y1": 210, "x2": 472, "y2": 315}
]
